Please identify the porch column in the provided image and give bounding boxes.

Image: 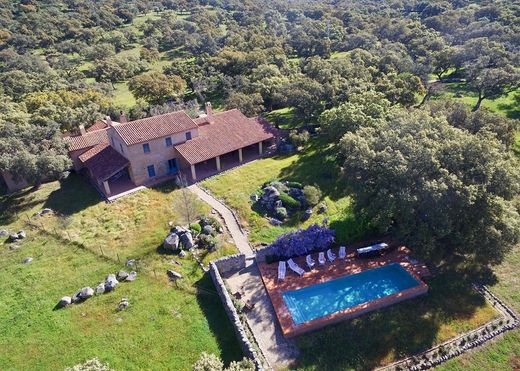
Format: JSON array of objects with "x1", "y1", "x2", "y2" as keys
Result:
[
  {"x1": 102, "y1": 180, "x2": 111, "y2": 196},
  {"x1": 258, "y1": 141, "x2": 263, "y2": 155},
  {"x1": 191, "y1": 164, "x2": 197, "y2": 181},
  {"x1": 238, "y1": 148, "x2": 243, "y2": 163},
  {"x1": 216, "y1": 156, "x2": 221, "y2": 171}
]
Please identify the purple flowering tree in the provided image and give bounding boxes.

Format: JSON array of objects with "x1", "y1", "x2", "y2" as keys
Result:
[{"x1": 269, "y1": 224, "x2": 335, "y2": 259}]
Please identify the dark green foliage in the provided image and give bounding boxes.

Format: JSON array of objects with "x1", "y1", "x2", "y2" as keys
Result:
[
  {"x1": 279, "y1": 192, "x2": 300, "y2": 210},
  {"x1": 303, "y1": 185, "x2": 322, "y2": 206},
  {"x1": 275, "y1": 207, "x2": 288, "y2": 220},
  {"x1": 198, "y1": 234, "x2": 218, "y2": 251}
]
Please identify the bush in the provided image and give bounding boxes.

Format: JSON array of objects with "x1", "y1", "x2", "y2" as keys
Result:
[
  {"x1": 198, "y1": 234, "x2": 218, "y2": 251},
  {"x1": 286, "y1": 181, "x2": 303, "y2": 189},
  {"x1": 270, "y1": 181, "x2": 288, "y2": 192},
  {"x1": 279, "y1": 192, "x2": 301, "y2": 210},
  {"x1": 189, "y1": 223, "x2": 202, "y2": 234},
  {"x1": 65, "y1": 358, "x2": 113, "y2": 371},
  {"x1": 199, "y1": 216, "x2": 222, "y2": 231},
  {"x1": 289, "y1": 129, "x2": 310, "y2": 148},
  {"x1": 275, "y1": 207, "x2": 288, "y2": 220},
  {"x1": 269, "y1": 224, "x2": 335, "y2": 259},
  {"x1": 193, "y1": 352, "x2": 223, "y2": 371},
  {"x1": 303, "y1": 185, "x2": 322, "y2": 206}
]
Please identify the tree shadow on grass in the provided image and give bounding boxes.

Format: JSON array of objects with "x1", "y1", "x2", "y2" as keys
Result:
[
  {"x1": 195, "y1": 273, "x2": 244, "y2": 365},
  {"x1": 0, "y1": 187, "x2": 42, "y2": 225},
  {"x1": 293, "y1": 272, "x2": 491, "y2": 370},
  {"x1": 43, "y1": 174, "x2": 100, "y2": 216},
  {"x1": 277, "y1": 141, "x2": 348, "y2": 202}
]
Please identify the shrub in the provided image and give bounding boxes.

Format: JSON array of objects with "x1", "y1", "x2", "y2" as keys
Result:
[
  {"x1": 65, "y1": 358, "x2": 113, "y2": 371},
  {"x1": 286, "y1": 181, "x2": 303, "y2": 189},
  {"x1": 289, "y1": 129, "x2": 310, "y2": 148},
  {"x1": 199, "y1": 216, "x2": 221, "y2": 231},
  {"x1": 279, "y1": 192, "x2": 301, "y2": 210},
  {"x1": 269, "y1": 224, "x2": 335, "y2": 259},
  {"x1": 193, "y1": 352, "x2": 223, "y2": 371},
  {"x1": 303, "y1": 185, "x2": 322, "y2": 206},
  {"x1": 189, "y1": 223, "x2": 202, "y2": 234},
  {"x1": 199, "y1": 234, "x2": 218, "y2": 251},
  {"x1": 275, "y1": 207, "x2": 288, "y2": 220},
  {"x1": 269, "y1": 180, "x2": 288, "y2": 192}
]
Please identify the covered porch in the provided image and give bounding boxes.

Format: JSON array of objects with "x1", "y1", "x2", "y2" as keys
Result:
[{"x1": 183, "y1": 139, "x2": 275, "y2": 183}]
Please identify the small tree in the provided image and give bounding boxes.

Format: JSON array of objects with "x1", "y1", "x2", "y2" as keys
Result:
[
  {"x1": 172, "y1": 173, "x2": 199, "y2": 225},
  {"x1": 289, "y1": 130, "x2": 310, "y2": 148},
  {"x1": 303, "y1": 185, "x2": 322, "y2": 206}
]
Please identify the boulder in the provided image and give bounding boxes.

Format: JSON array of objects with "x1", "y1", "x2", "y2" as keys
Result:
[
  {"x1": 17, "y1": 230, "x2": 26, "y2": 239},
  {"x1": 95, "y1": 282, "x2": 106, "y2": 295},
  {"x1": 105, "y1": 274, "x2": 119, "y2": 292},
  {"x1": 23, "y1": 257, "x2": 33, "y2": 264},
  {"x1": 301, "y1": 208, "x2": 313, "y2": 221},
  {"x1": 40, "y1": 208, "x2": 53, "y2": 215},
  {"x1": 269, "y1": 218, "x2": 283, "y2": 226},
  {"x1": 8, "y1": 234, "x2": 19, "y2": 243},
  {"x1": 126, "y1": 271, "x2": 137, "y2": 282},
  {"x1": 274, "y1": 200, "x2": 283, "y2": 209},
  {"x1": 0, "y1": 229, "x2": 8, "y2": 237},
  {"x1": 250, "y1": 194, "x2": 259, "y2": 202},
  {"x1": 57, "y1": 296, "x2": 72, "y2": 308},
  {"x1": 168, "y1": 221, "x2": 175, "y2": 228},
  {"x1": 179, "y1": 250, "x2": 187, "y2": 258},
  {"x1": 201, "y1": 225, "x2": 213, "y2": 235},
  {"x1": 318, "y1": 203, "x2": 328, "y2": 214},
  {"x1": 117, "y1": 298, "x2": 130, "y2": 311},
  {"x1": 180, "y1": 231, "x2": 194, "y2": 249},
  {"x1": 163, "y1": 233, "x2": 180, "y2": 251},
  {"x1": 167, "y1": 270, "x2": 183, "y2": 280},
  {"x1": 171, "y1": 226, "x2": 188, "y2": 235},
  {"x1": 79, "y1": 287, "x2": 94, "y2": 299},
  {"x1": 116, "y1": 271, "x2": 129, "y2": 282},
  {"x1": 264, "y1": 186, "x2": 280, "y2": 198},
  {"x1": 126, "y1": 259, "x2": 136, "y2": 267}
]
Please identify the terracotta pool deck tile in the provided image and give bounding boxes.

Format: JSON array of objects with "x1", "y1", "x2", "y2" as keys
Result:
[{"x1": 258, "y1": 242, "x2": 430, "y2": 338}]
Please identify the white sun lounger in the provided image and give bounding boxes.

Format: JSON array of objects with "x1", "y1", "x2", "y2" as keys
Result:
[
  {"x1": 287, "y1": 258, "x2": 305, "y2": 276},
  {"x1": 278, "y1": 261, "x2": 286, "y2": 281},
  {"x1": 327, "y1": 249, "x2": 336, "y2": 262},
  {"x1": 339, "y1": 246, "x2": 346, "y2": 259},
  {"x1": 306, "y1": 254, "x2": 315, "y2": 269},
  {"x1": 318, "y1": 252, "x2": 326, "y2": 265}
]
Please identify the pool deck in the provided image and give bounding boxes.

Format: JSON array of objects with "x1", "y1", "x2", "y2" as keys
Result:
[{"x1": 258, "y1": 243, "x2": 431, "y2": 338}]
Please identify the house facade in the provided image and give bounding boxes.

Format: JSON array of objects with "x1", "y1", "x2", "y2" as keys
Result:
[{"x1": 64, "y1": 103, "x2": 276, "y2": 198}]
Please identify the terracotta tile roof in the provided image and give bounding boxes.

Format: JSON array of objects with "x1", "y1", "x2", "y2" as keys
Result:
[
  {"x1": 79, "y1": 143, "x2": 129, "y2": 181},
  {"x1": 64, "y1": 129, "x2": 109, "y2": 152},
  {"x1": 87, "y1": 119, "x2": 109, "y2": 132},
  {"x1": 175, "y1": 109, "x2": 274, "y2": 164},
  {"x1": 113, "y1": 111, "x2": 198, "y2": 146}
]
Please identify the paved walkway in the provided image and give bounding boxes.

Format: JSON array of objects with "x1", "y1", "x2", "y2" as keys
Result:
[
  {"x1": 188, "y1": 185, "x2": 254, "y2": 255},
  {"x1": 226, "y1": 262, "x2": 300, "y2": 370}
]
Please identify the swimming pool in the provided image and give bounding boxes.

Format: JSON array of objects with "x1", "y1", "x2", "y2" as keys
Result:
[{"x1": 282, "y1": 263, "x2": 421, "y2": 325}]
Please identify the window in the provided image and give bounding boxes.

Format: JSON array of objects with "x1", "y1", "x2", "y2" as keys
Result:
[
  {"x1": 168, "y1": 158, "x2": 178, "y2": 173},
  {"x1": 185, "y1": 131, "x2": 192, "y2": 141},
  {"x1": 143, "y1": 143, "x2": 150, "y2": 153},
  {"x1": 165, "y1": 137, "x2": 172, "y2": 147},
  {"x1": 119, "y1": 143, "x2": 124, "y2": 153},
  {"x1": 147, "y1": 165, "x2": 156, "y2": 178}
]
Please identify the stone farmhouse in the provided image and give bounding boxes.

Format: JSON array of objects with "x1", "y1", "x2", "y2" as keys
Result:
[{"x1": 64, "y1": 103, "x2": 275, "y2": 199}]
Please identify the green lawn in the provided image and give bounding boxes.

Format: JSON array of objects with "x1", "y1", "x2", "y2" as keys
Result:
[
  {"x1": 434, "y1": 82, "x2": 519, "y2": 119},
  {"x1": 0, "y1": 175, "x2": 242, "y2": 370},
  {"x1": 263, "y1": 107, "x2": 304, "y2": 129},
  {"x1": 201, "y1": 141, "x2": 372, "y2": 244}
]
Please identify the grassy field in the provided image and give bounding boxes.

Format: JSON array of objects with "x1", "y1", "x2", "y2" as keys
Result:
[
  {"x1": 0, "y1": 175, "x2": 241, "y2": 370},
  {"x1": 201, "y1": 141, "x2": 372, "y2": 244}
]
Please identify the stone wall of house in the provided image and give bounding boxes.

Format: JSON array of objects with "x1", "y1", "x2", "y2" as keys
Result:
[
  {"x1": 108, "y1": 125, "x2": 198, "y2": 186},
  {"x1": 209, "y1": 258, "x2": 264, "y2": 371}
]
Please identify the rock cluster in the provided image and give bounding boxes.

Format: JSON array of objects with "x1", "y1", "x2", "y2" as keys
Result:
[
  {"x1": 163, "y1": 226, "x2": 193, "y2": 251},
  {"x1": 254, "y1": 180, "x2": 307, "y2": 223},
  {"x1": 56, "y1": 270, "x2": 137, "y2": 309},
  {"x1": 163, "y1": 216, "x2": 223, "y2": 253},
  {"x1": 8, "y1": 230, "x2": 26, "y2": 243}
]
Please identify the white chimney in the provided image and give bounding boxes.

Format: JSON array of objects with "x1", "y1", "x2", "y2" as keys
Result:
[
  {"x1": 79, "y1": 125, "x2": 86, "y2": 135},
  {"x1": 205, "y1": 102, "x2": 213, "y2": 116},
  {"x1": 105, "y1": 115, "x2": 113, "y2": 126},
  {"x1": 119, "y1": 111, "x2": 128, "y2": 124}
]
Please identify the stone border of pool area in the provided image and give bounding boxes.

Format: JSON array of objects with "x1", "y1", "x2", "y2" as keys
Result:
[{"x1": 258, "y1": 244, "x2": 431, "y2": 338}]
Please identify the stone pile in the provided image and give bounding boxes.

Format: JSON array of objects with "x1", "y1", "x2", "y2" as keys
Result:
[
  {"x1": 163, "y1": 226, "x2": 194, "y2": 251},
  {"x1": 254, "y1": 180, "x2": 309, "y2": 224},
  {"x1": 163, "y1": 217, "x2": 223, "y2": 253},
  {"x1": 56, "y1": 270, "x2": 137, "y2": 309},
  {"x1": 8, "y1": 230, "x2": 26, "y2": 243}
]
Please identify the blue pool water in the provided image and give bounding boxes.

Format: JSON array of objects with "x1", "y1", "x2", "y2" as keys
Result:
[{"x1": 282, "y1": 263, "x2": 420, "y2": 325}]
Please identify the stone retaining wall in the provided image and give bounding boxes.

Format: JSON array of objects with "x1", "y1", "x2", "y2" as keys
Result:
[
  {"x1": 209, "y1": 257, "x2": 265, "y2": 371},
  {"x1": 378, "y1": 284, "x2": 519, "y2": 370},
  {"x1": 213, "y1": 253, "x2": 246, "y2": 275}
]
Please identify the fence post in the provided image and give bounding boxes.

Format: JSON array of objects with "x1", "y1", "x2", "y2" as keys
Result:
[
  {"x1": 100, "y1": 247, "x2": 104, "y2": 256},
  {"x1": 117, "y1": 253, "x2": 121, "y2": 263},
  {"x1": 153, "y1": 269, "x2": 157, "y2": 279}
]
